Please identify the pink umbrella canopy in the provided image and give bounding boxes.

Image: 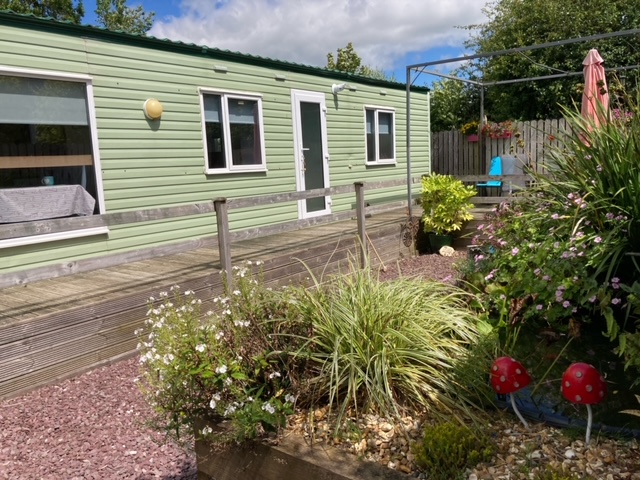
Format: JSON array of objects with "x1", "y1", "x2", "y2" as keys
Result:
[{"x1": 581, "y1": 48, "x2": 609, "y2": 128}]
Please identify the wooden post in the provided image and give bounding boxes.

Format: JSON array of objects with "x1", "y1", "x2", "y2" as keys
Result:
[
  {"x1": 354, "y1": 182, "x2": 367, "y2": 268},
  {"x1": 214, "y1": 198, "x2": 232, "y2": 289}
]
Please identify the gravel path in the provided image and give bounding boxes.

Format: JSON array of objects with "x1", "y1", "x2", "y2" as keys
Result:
[
  {"x1": 0, "y1": 356, "x2": 197, "y2": 480},
  {"x1": 0, "y1": 252, "x2": 465, "y2": 480}
]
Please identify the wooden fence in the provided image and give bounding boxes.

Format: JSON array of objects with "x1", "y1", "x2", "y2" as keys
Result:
[
  {"x1": 0, "y1": 178, "x2": 421, "y2": 289},
  {"x1": 431, "y1": 118, "x2": 569, "y2": 176}
]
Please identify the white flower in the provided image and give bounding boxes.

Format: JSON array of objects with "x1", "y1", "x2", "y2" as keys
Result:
[
  {"x1": 268, "y1": 371, "x2": 281, "y2": 379},
  {"x1": 224, "y1": 377, "x2": 232, "y2": 386},
  {"x1": 285, "y1": 394, "x2": 296, "y2": 404},
  {"x1": 209, "y1": 394, "x2": 221, "y2": 410},
  {"x1": 201, "y1": 426, "x2": 213, "y2": 435},
  {"x1": 215, "y1": 365, "x2": 228, "y2": 374},
  {"x1": 232, "y1": 290, "x2": 241, "y2": 296},
  {"x1": 256, "y1": 260, "x2": 263, "y2": 266},
  {"x1": 195, "y1": 344, "x2": 206, "y2": 352},
  {"x1": 224, "y1": 405, "x2": 237, "y2": 416},
  {"x1": 162, "y1": 353, "x2": 175, "y2": 365},
  {"x1": 185, "y1": 289, "x2": 194, "y2": 295},
  {"x1": 261, "y1": 402, "x2": 276, "y2": 414},
  {"x1": 215, "y1": 331, "x2": 224, "y2": 340}
]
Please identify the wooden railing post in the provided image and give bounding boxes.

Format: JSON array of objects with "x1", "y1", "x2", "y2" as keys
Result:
[
  {"x1": 214, "y1": 198, "x2": 232, "y2": 289},
  {"x1": 354, "y1": 182, "x2": 367, "y2": 268}
]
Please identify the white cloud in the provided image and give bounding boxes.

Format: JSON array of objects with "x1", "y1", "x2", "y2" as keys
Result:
[{"x1": 150, "y1": 0, "x2": 487, "y2": 72}]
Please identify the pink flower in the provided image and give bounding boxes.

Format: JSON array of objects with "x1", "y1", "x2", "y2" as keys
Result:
[{"x1": 511, "y1": 247, "x2": 519, "y2": 256}]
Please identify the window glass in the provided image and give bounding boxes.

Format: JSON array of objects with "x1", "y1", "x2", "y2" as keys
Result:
[
  {"x1": 0, "y1": 74, "x2": 97, "y2": 214},
  {"x1": 365, "y1": 108, "x2": 395, "y2": 164},
  {"x1": 378, "y1": 111, "x2": 394, "y2": 160},
  {"x1": 202, "y1": 92, "x2": 264, "y2": 172}
]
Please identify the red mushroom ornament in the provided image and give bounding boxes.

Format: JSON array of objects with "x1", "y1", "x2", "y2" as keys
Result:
[
  {"x1": 561, "y1": 363, "x2": 607, "y2": 445},
  {"x1": 490, "y1": 357, "x2": 532, "y2": 428}
]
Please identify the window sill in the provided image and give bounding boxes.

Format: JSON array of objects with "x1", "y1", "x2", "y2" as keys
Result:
[
  {"x1": 0, "y1": 226, "x2": 109, "y2": 249},
  {"x1": 365, "y1": 160, "x2": 397, "y2": 166},
  {"x1": 205, "y1": 166, "x2": 268, "y2": 175}
]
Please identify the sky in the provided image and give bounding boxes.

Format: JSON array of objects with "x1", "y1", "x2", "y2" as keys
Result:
[{"x1": 82, "y1": 0, "x2": 489, "y2": 85}]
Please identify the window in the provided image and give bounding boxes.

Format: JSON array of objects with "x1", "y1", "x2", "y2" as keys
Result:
[
  {"x1": 0, "y1": 71, "x2": 103, "y2": 226},
  {"x1": 365, "y1": 107, "x2": 396, "y2": 164},
  {"x1": 201, "y1": 90, "x2": 266, "y2": 173}
]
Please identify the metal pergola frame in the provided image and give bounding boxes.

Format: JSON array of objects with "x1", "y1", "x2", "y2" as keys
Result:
[{"x1": 404, "y1": 28, "x2": 640, "y2": 217}]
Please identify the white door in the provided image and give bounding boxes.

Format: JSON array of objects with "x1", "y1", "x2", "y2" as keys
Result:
[{"x1": 291, "y1": 90, "x2": 331, "y2": 218}]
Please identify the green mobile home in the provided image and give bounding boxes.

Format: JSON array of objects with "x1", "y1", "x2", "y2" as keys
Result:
[{"x1": 0, "y1": 11, "x2": 430, "y2": 280}]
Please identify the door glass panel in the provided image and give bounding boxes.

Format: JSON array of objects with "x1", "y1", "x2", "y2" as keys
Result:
[{"x1": 300, "y1": 102, "x2": 325, "y2": 213}]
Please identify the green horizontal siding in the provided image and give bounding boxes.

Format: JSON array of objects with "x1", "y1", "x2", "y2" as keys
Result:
[{"x1": 0, "y1": 20, "x2": 429, "y2": 275}]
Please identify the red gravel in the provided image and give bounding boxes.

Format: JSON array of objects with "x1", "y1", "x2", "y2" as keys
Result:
[
  {"x1": 0, "y1": 357, "x2": 197, "y2": 480},
  {"x1": 0, "y1": 253, "x2": 461, "y2": 480}
]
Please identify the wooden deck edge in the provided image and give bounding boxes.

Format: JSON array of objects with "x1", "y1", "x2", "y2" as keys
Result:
[{"x1": 0, "y1": 227, "x2": 409, "y2": 400}]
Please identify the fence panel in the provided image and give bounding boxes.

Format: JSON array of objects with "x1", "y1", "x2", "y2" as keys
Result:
[{"x1": 431, "y1": 118, "x2": 568, "y2": 176}]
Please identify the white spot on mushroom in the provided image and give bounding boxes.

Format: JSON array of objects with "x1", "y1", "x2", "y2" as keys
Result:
[
  {"x1": 516, "y1": 368, "x2": 522, "y2": 374},
  {"x1": 496, "y1": 385, "x2": 501, "y2": 391},
  {"x1": 565, "y1": 381, "x2": 571, "y2": 387},
  {"x1": 575, "y1": 394, "x2": 582, "y2": 402},
  {"x1": 500, "y1": 375, "x2": 506, "y2": 382},
  {"x1": 576, "y1": 371, "x2": 583, "y2": 378},
  {"x1": 586, "y1": 384, "x2": 593, "y2": 392},
  {"x1": 514, "y1": 382, "x2": 520, "y2": 388},
  {"x1": 492, "y1": 365, "x2": 498, "y2": 371},
  {"x1": 599, "y1": 391, "x2": 604, "y2": 397}
]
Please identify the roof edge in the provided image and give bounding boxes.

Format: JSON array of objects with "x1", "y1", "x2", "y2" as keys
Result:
[{"x1": 0, "y1": 11, "x2": 429, "y2": 93}]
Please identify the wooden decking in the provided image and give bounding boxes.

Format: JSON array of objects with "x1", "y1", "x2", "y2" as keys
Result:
[{"x1": 0, "y1": 209, "x2": 412, "y2": 399}]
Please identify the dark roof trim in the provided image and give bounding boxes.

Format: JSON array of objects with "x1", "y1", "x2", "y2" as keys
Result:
[{"x1": 0, "y1": 11, "x2": 429, "y2": 93}]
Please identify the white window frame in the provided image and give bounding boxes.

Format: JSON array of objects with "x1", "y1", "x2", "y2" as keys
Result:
[
  {"x1": 199, "y1": 88, "x2": 267, "y2": 174},
  {"x1": 0, "y1": 66, "x2": 108, "y2": 249},
  {"x1": 364, "y1": 106, "x2": 396, "y2": 165}
]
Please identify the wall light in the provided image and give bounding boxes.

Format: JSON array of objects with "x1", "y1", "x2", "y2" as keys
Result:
[
  {"x1": 143, "y1": 98, "x2": 163, "y2": 120},
  {"x1": 331, "y1": 83, "x2": 348, "y2": 95}
]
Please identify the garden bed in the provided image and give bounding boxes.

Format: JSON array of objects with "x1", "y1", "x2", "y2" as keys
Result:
[{"x1": 0, "y1": 253, "x2": 638, "y2": 479}]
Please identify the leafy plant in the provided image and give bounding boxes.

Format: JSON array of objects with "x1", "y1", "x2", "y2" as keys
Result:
[
  {"x1": 461, "y1": 120, "x2": 480, "y2": 135},
  {"x1": 421, "y1": 174, "x2": 476, "y2": 235},
  {"x1": 412, "y1": 422, "x2": 494, "y2": 480},
  {"x1": 481, "y1": 120, "x2": 517, "y2": 138},
  {"x1": 136, "y1": 262, "x2": 308, "y2": 449},
  {"x1": 288, "y1": 261, "x2": 488, "y2": 428}
]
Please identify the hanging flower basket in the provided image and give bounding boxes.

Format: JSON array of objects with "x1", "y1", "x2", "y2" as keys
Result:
[{"x1": 482, "y1": 121, "x2": 516, "y2": 139}]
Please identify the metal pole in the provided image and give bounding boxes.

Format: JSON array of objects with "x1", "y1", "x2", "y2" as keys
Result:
[
  {"x1": 479, "y1": 86, "x2": 485, "y2": 174},
  {"x1": 406, "y1": 66, "x2": 412, "y2": 218},
  {"x1": 354, "y1": 182, "x2": 367, "y2": 268},
  {"x1": 214, "y1": 198, "x2": 232, "y2": 290}
]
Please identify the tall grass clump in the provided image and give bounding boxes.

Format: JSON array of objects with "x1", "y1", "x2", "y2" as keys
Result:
[{"x1": 288, "y1": 262, "x2": 490, "y2": 426}]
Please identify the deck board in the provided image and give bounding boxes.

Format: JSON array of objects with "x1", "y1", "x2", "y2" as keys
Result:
[{"x1": 0, "y1": 209, "x2": 413, "y2": 399}]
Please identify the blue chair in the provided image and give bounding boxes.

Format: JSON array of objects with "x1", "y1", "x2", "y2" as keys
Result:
[{"x1": 476, "y1": 156, "x2": 502, "y2": 196}]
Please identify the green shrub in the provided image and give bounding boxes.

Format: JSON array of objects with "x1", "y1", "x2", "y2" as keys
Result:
[
  {"x1": 136, "y1": 263, "x2": 309, "y2": 449},
  {"x1": 421, "y1": 173, "x2": 476, "y2": 235},
  {"x1": 462, "y1": 85, "x2": 640, "y2": 372},
  {"x1": 289, "y1": 262, "x2": 489, "y2": 427},
  {"x1": 412, "y1": 422, "x2": 494, "y2": 480}
]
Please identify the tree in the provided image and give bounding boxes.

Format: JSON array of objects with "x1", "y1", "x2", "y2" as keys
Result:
[
  {"x1": 0, "y1": 0, "x2": 84, "y2": 23},
  {"x1": 464, "y1": 0, "x2": 640, "y2": 121},
  {"x1": 95, "y1": 0, "x2": 154, "y2": 35},
  {"x1": 326, "y1": 42, "x2": 391, "y2": 81},
  {"x1": 429, "y1": 76, "x2": 481, "y2": 132}
]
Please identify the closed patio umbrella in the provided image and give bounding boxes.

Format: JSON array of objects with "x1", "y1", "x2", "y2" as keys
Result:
[{"x1": 581, "y1": 48, "x2": 609, "y2": 128}]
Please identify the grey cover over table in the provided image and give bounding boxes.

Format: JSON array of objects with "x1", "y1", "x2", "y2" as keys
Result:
[{"x1": 0, "y1": 185, "x2": 95, "y2": 223}]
